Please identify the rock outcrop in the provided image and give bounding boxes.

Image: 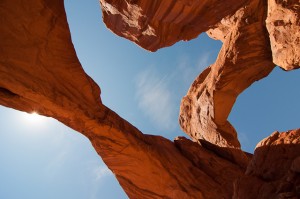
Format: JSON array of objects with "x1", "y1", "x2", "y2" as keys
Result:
[
  {"x1": 234, "y1": 129, "x2": 300, "y2": 199},
  {"x1": 0, "y1": 1, "x2": 230, "y2": 198},
  {"x1": 0, "y1": 0, "x2": 245, "y2": 198},
  {"x1": 180, "y1": 0, "x2": 275, "y2": 153},
  {"x1": 100, "y1": 0, "x2": 249, "y2": 51},
  {"x1": 0, "y1": 0, "x2": 299, "y2": 198},
  {"x1": 266, "y1": 0, "x2": 300, "y2": 70}
]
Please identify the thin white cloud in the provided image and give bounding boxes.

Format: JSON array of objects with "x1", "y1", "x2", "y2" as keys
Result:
[
  {"x1": 238, "y1": 132, "x2": 251, "y2": 151},
  {"x1": 177, "y1": 53, "x2": 211, "y2": 84},
  {"x1": 135, "y1": 69, "x2": 176, "y2": 130},
  {"x1": 135, "y1": 53, "x2": 213, "y2": 132},
  {"x1": 89, "y1": 164, "x2": 114, "y2": 199},
  {"x1": 82, "y1": 160, "x2": 113, "y2": 181},
  {"x1": 94, "y1": 165, "x2": 113, "y2": 181}
]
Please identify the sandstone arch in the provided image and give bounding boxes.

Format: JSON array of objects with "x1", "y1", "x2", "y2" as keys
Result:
[{"x1": 0, "y1": 0, "x2": 299, "y2": 198}]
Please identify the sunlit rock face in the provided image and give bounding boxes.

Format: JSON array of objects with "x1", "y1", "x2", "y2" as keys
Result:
[
  {"x1": 100, "y1": 0, "x2": 248, "y2": 51},
  {"x1": 0, "y1": 0, "x2": 299, "y2": 198},
  {"x1": 266, "y1": 0, "x2": 300, "y2": 70},
  {"x1": 180, "y1": 0, "x2": 275, "y2": 154}
]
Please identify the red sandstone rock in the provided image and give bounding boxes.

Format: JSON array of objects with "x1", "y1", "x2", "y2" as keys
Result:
[
  {"x1": 0, "y1": 0, "x2": 300, "y2": 198},
  {"x1": 0, "y1": 0, "x2": 246, "y2": 198},
  {"x1": 234, "y1": 129, "x2": 300, "y2": 199},
  {"x1": 100, "y1": 0, "x2": 248, "y2": 51},
  {"x1": 0, "y1": 1, "x2": 210, "y2": 198},
  {"x1": 266, "y1": 0, "x2": 300, "y2": 70},
  {"x1": 179, "y1": 0, "x2": 275, "y2": 151}
]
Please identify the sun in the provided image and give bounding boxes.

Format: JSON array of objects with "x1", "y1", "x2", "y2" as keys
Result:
[
  {"x1": 27, "y1": 112, "x2": 41, "y2": 120},
  {"x1": 24, "y1": 111, "x2": 46, "y2": 124}
]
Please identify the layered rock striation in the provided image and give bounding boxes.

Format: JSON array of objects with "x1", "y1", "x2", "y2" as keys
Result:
[{"x1": 0, "y1": 0, "x2": 299, "y2": 198}]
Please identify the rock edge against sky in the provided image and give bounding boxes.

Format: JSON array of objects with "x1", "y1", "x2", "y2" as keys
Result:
[{"x1": 0, "y1": 0, "x2": 299, "y2": 198}]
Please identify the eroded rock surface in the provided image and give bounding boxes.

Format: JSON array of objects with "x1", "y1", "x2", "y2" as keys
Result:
[
  {"x1": 0, "y1": 0, "x2": 299, "y2": 198},
  {"x1": 0, "y1": 0, "x2": 214, "y2": 198},
  {"x1": 266, "y1": 0, "x2": 300, "y2": 70},
  {"x1": 180, "y1": 0, "x2": 274, "y2": 151},
  {"x1": 0, "y1": 0, "x2": 246, "y2": 198},
  {"x1": 234, "y1": 129, "x2": 300, "y2": 199},
  {"x1": 100, "y1": 0, "x2": 248, "y2": 51}
]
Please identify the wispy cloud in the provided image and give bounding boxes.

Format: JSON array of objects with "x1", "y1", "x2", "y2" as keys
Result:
[
  {"x1": 135, "y1": 69, "x2": 176, "y2": 130},
  {"x1": 134, "y1": 52, "x2": 213, "y2": 132},
  {"x1": 82, "y1": 160, "x2": 113, "y2": 182},
  {"x1": 94, "y1": 165, "x2": 113, "y2": 181},
  {"x1": 89, "y1": 164, "x2": 114, "y2": 199},
  {"x1": 238, "y1": 132, "x2": 252, "y2": 152},
  {"x1": 177, "y1": 52, "x2": 211, "y2": 84}
]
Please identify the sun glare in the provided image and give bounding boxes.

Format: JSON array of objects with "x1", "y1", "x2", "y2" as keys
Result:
[{"x1": 24, "y1": 112, "x2": 46, "y2": 125}]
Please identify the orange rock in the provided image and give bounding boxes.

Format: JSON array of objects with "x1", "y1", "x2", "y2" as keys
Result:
[
  {"x1": 0, "y1": 0, "x2": 299, "y2": 198},
  {"x1": 266, "y1": 0, "x2": 300, "y2": 70},
  {"x1": 234, "y1": 129, "x2": 300, "y2": 199},
  {"x1": 100, "y1": 0, "x2": 248, "y2": 51},
  {"x1": 179, "y1": 0, "x2": 275, "y2": 151},
  {"x1": 0, "y1": 0, "x2": 245, "y2": 198}
]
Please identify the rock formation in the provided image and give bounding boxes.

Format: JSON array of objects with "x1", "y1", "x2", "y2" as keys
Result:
[
  {"x1": 266, "y1": 0, "x2": 300, "y2": 70},
  {"x1": 180, "y1": 0, "x2": 275, "y2": 151},
  {"x1": 234, "y1": 129, "x2": 300, "y2": 199},
  {"x1": 0, "y1": 0, "x2": 299, "y2": 198},
  {"x1": 100, "y1": 0, "x2": 249, "y2": 51}
]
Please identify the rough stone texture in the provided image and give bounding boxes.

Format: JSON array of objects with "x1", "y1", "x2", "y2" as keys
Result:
[
  {"x1": 0, "y1": 1, "x2": 210, "y2": 198},
  {"x1": 180, "y1": 0, "x2": 275, "y2": 151},
  {"x1": 0, "y1": 0, "x2": 245, "y2": 198},
  {"x1": 0, "y1": 0, "x2": 300, "y2": 199},
  {"x1": 266, "y1": 0, "x2": 300, "y2": 70},
  {"x1": 234, "y1": 129, "x2": 300, "y2": 199},
  {"x1": 0, "y1": 0, "x2": 104, "y2": 129},
  {"x1": 100, "y1": 0, "x2": 249, "y2": 51}
]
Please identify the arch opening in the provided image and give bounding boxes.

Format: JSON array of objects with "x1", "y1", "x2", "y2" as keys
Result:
[{"x1": 229, "y1": 67, "x2": 300, "y2": 153}]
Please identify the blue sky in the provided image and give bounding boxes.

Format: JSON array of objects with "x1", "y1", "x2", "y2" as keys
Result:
[{"x1": 0, "y1": 0, "x2": 299, "y2": 198}]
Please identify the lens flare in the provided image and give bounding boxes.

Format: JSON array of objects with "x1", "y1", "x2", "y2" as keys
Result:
[{"x1": 24, "y1": 112, "x2": 45, "y2": 124}]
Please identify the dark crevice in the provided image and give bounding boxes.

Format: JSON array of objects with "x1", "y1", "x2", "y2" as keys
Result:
[{"x1": 0, "y1": 87, "x2": 19, "y2": 98}]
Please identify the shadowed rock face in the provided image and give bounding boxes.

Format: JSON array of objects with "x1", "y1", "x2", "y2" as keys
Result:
[
  {"x1": 0, "y1": 0, "x2": 299, "y2": 198},
  {"x1": 234, "y1": 129, "x2": 300, "y2": 199}
]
